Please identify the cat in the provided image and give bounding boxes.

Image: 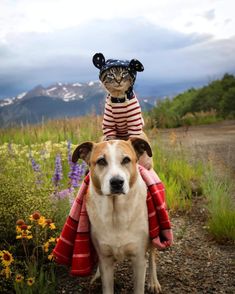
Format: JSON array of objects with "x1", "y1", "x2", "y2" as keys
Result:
[{"x1": 93, "y1": 52, "x2": 153, "y2": 170}]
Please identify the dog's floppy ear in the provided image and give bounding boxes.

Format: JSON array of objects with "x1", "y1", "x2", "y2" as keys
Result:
[
  {"x1": 72, "y1": 142, "x2": 94, "y2": 164},
  {"x1": 129, "y1": 137, "x2": 152, "y2": 158},
  {"x1": 92, "y1": 53, "x2": 106, "y2": 69},
  {"x1": 129, "y1": 59, "x2": 144, "y2": 72}
]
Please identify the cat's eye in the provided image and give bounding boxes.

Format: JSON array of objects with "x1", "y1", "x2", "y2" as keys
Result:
[
  {"x1": 122, "y1": 156, "x2": 131, "y2": 165},
  {"x1": 107, "y1": 73, "x2": 114, "y2": 79},
  {"x1": 121, "y1": 72, "x2": 129, "y2": 78},
  {"x1": 97, "y1": 157, "x2": 108, "y2": 166}
]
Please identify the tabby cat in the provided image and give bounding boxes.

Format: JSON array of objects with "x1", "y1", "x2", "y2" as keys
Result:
[
  {"x1": 93, "y1": 52, "x2": 153, "y2": 169},
  {"x1": 100, "y1": 66, "x2": 134, "y2": 98}
]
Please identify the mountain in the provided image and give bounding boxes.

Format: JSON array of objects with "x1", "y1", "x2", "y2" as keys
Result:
[{"x1": 0, "y1": 82, "x2": 153, "y2": 127}]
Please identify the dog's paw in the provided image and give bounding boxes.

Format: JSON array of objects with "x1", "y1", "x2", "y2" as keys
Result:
[{"x1": 148, "y1": 280, "x2": 162, "y2": 293}]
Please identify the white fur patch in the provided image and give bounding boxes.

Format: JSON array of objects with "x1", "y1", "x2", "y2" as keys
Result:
[{"x1": 101, "y1": 142, "x2": 130, "y2": 196}]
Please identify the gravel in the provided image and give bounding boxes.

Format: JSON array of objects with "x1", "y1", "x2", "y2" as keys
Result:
[{"x1": 55, "y1": 196, "x2": 235, "y2": 293}]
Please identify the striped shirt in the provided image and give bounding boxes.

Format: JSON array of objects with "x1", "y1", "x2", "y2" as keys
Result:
[{"x1": 102, "y1": 93, "x2": 144, "y2": 139}]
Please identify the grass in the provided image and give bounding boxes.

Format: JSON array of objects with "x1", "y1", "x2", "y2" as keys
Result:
[
  {"x1": 0, "y1": 115, "x2": 234, "y2": 244},
  {"x1": 152, "y1": 136, "x2": 203, "y2": 211},
  {"x1": 0, "y1": 115, "x2": 102, "y2": 145},
  {"x1": 202, "y1": 166, "x2": 235, "y2": 242}
]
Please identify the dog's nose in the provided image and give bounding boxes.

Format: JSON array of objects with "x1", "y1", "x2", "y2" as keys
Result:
[{"x1": 110, "y1": 176, "x2": 124, "y2": 193}]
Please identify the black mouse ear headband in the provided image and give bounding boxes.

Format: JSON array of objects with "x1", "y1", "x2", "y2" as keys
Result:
[
  {"x1": 128, "y1": 59, "x2": 144, "y2": 72},
  {"x1": 92, "y1": 53, "x2": 106, "y2": 69}
]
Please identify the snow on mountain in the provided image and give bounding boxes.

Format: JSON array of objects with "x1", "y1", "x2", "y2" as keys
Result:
[
  {"x1": 0, "y1": 81, "x2": 103, "y2": 107},
  {"x1": 17, "y1": 92, "x2": 27, "y2": 100}
]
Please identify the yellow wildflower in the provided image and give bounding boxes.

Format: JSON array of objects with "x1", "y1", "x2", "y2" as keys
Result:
[
  {"x1": 49, "y1": 223, "x2": 56, "y2": 230},
  {"x1": 38, "y1": 216, "x2": 46, "y2": 227},
  {"x1": 27, "y1": 277, "x2": 35, "y2": 286},
  {"x1": 0, "y1": 250, "x2": 14, "y2": 267},
  {"x1": 16, "y1": 228, "x2": 33, "y2": 240},
  {"x1": 43, "y1": 241, "x2": 50, "y2": 253},
  {"x1": 16, "y1": 225, "x2": 22, "y2": 234},
  {"x1": 29, "y1": 211, "x2": 41, "y2": 222},
  {"x1": 1, "y1": 266, "x2": 11, "y2": 279},
  {"x1": 15, "y1": 274, "x2": 24, "y2": 283},
  {"x1": 48, "y1": 237, "x2": 56, "y2": 243},
  {"x1": 48, "y1": 253, "x2": 54, "y2": 261}
]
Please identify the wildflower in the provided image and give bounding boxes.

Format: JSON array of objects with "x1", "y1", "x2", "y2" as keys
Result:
[
  {"x1": 43, "y1": 241, "x2": 50, "y2": 253},
  {"x1": 16, "y1": 219, "x2": 25, "y2": 226},
  {"x1": 52, "y1": 154, "x2": 63, "y2": 187},
  {"x1": 16, "y1": 232, "x2": 33, "y2": 240},
  {"x1": 45, "y1": 218, "x2": 52, "y2": 225},
  {"x1": 48, "y1": 253, "x2": 54, "y2": 261},
  {"x1": 48, "y1": 237, "x2": 56, "y2": 243},
  {"x1": 69, "y1": 160, "x2": 87, "y2": 188},
  {"x1": 49, "y1": 223, "x2": 56, "y2": 230},
  {"x1": 15, "y1": 274, "x2": 24, "y2": 283},
  {"x1": 0, "y1": 250, "x2": 14, "y2": 267},
  {"x1": 29, "y1": 211, "x2": 41, "y2": 221},
  {"x1": 67, "y1": 140, "x2": 72, "y2": 164},
  {"x1": 27, "y1": 277, "x2": 35, "y2": 286},
  {"x1": 16, "y1": 226, "x2": 22, "y2": 234},
  {"x1": 16, "y1": 225, "x2": 33, "y2": 240},
  {"x1": 1, "y1": 266, "x2": 11, "y2": 279},
  {"x1": 21, "y1": 224, "x2": 29, "y2": 230},
  {"x1": 29, "y1": 153, "x2": 43, "y2": 185},
  {"x1": 29, "y1": 154, "x2": 41, "y2": 173},
  {"x1": 38, "y1": 216, "x2": 46, "y2": 228},
  {"x1": 54, "y1": 188, "x2": 72, "y2": 200}
]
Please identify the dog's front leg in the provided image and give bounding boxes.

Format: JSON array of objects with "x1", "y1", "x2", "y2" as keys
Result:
[
  {"x1": 131, "y1": 254, "x2": 147, "y2": 294},
  {"x1": 99, "y1": 256, "x2": 114, "y2": 294}
]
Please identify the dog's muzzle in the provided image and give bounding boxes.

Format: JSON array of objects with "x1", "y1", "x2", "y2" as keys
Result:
[{"x1": 109, "y1": 176, "x2": 125, "y2": 194}]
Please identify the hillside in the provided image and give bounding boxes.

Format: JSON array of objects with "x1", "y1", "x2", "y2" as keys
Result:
[{"x1": 149, "y1": 73, "x2": 235, "y2": 128}]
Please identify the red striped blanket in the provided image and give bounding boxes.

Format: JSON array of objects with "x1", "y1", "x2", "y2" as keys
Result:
[{"x1": 53, "y1": 165, "x2": 172, "y2": 276}]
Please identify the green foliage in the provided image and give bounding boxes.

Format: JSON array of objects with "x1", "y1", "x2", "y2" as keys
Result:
[{"x1": 149, "y1": 73, "x2": 235, "y2": 128}]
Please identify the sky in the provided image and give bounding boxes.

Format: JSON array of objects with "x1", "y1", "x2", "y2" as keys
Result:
[{"x1": 0, "y1": 0, "x2": 235, "y2": 98}]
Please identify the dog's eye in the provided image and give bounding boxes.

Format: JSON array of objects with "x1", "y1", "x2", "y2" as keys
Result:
[
  {"x1": 122, "y1": 157, "x2": 131, "y2": 165},
  {"x1": 97, "y1": 158, "x2": 107, "y2": 166}
]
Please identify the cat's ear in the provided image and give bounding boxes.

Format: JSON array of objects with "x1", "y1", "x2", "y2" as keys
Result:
[
  {"x1": 93, "y1": 53, "x2": 106, "y2": 69},
  {"x1": 129, "y1": 59, "x2": 144, "y2": 72}
]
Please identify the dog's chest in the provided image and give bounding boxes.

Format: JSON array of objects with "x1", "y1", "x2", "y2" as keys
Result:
[{"x1": 87, "y1": 182, "x2": 149, "y2": 260}]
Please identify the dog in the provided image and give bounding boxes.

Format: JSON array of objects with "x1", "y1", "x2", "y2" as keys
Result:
[{"x1": 72, "y1": 137, "x2": 162, "y2": 294}]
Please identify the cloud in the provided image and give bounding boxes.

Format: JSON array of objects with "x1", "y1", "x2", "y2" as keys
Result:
[
  {"x1": 202, "y1": 9, "x2": 216, "y2": 21},
  {"x1": 0, "y1": 18, "x2": 234, "y2": 97}
]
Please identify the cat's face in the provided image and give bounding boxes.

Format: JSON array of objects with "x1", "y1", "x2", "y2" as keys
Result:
[{"x1": 100, "y1": 67, "x2": 134, "y2": 97}]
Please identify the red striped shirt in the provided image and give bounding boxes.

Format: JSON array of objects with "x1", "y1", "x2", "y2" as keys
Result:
[{"x1": 102, "y1": 93, "x2": 144, "y2": 139}]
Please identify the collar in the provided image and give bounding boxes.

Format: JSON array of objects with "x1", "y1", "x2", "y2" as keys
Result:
[{"x1": 110, "y1": 89, "x2": 135, "y2": 103}]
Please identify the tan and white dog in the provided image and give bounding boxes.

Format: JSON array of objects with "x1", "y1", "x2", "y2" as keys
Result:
[{"x1": 72, "y1": 138, "x2": 161, "y2": 294}]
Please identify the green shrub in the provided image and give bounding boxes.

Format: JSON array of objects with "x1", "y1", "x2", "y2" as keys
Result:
[{"x1": 0, "y1": 173, "x2": 54, "y2": 242}]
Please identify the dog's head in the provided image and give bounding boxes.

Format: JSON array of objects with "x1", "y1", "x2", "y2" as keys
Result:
[{"x1": 72, "y1": 138, "x2": 152, "y2": 196}]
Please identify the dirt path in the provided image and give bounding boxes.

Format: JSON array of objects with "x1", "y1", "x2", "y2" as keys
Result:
[
  {"x1": 56, "y1": 121, "x2": 235, "y2": 293},
  {"x1": 157, "y1": 120, "x2": 235, "y2": 176},
  {"x1": 56, "y1": 199, "x2": 235, "y2": 293}
]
